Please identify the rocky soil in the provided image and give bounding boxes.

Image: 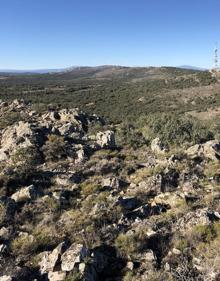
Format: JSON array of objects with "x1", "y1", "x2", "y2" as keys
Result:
[{"x1": 1, "y1": 100, "x2": 220, "y2": 280}]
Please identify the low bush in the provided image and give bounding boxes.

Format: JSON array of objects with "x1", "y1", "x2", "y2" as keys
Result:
[
  {"x1": 42, "y1": 135, "x2": 69, "y2": 162},
  {"x1": 11, "y1": 226, "x2": 59, "y2": 256},
  {"x1": 139, "y1": 113, "x2": 214, "y2": 146}
]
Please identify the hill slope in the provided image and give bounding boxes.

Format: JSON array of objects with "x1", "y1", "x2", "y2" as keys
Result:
[{"x1": 0, "y1": 66, "x2": 217, "y2": 123}]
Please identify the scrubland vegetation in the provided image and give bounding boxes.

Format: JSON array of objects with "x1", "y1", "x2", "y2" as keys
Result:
[{"x1": 1, "y1": 67, "x2": 220, "y2": 280}]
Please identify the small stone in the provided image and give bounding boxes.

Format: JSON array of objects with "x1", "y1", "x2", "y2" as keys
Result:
[
  {"x1": 0, "y1": 244, "x2": 7, "y2": 254},
  {"x1": 0, "y1": 277, "x2": 12, "y2": 281},
  {"x1": 172, "y1": 248, "x2": 182, "y2": 255},
  {"x1": 142, "y1": 250, "x2": 155, "y2": 262},
  {"x1": 126, "y1": 261, "x2": 134, "y2": 270},
  {"x1": 79, "y1": 262, "x2": 86, "y2": 274},
  {"x1": 164, "y1": 262, "x2": 170, "y2": 271}
]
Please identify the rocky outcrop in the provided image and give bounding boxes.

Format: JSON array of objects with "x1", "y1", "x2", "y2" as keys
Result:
[
  {"x1": 39, "y1": 242, "x2": 67, "y2": 274},
  {"x1": 186, "y1": 140, "x2": 220, "y2": 161},
  {"x1": 0, "y1": 121, "x2": 36, "y2": 161},
  {"x1": 1, "y1": 100, "x2": 220, "y2": 280},
  {"x1": 174, "y1": 208, "x2": 210, "y2": 232}
]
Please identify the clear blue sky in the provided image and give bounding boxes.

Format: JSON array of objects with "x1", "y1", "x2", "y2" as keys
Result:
[{"x1": 1, "y1": 0, "x2": 220, "y2": 69}]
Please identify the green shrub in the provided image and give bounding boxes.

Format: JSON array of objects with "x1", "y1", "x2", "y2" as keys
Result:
[
  {"x1": 80, "y1": 182, "x2": 101, "y2": 197},
  {"x1": 42, "y1": 135, "x2": 68, "y2": 162},
  {"x1": 11, "y1": 146, "x2": 42, "y2": 167},
  {"x1": 190, "y1": 224, "x2": 216, "y2": 244},
  {"x1": 116, "y1": 122, "x2": 147, "y2": 148},
  {"x1": 0, "y1": 111, "x2": 24, "y2": 130},
  {"x1": 8, "y1": 146, "x2": 41, "y2": 184},
  {"x1": 11, "y1": 226, "x2": 59, "y2": 256},
  {"x1": 139, "y1": 113, "x2": 214, "y2": 146},
  {"x1": 64, "y1": 270, "x2": 81, "y2": 281},
  {"x1": 115, "y1": 232, "x2": 141, "y2": 258}
]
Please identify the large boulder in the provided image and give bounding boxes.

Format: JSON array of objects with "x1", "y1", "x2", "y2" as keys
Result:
[
  {"x1": 39, "y1": 242, "x2": 67, "y2": 274},
  {"x1": 149, "y1": 169, "x2": 179, "y2": 194},
  {"x1": 174, "y1": 208, "x2": 210, "y2": 232},
  {"x1": 11, "y1": 185, "x2": 39, "y2": 203},
  {"x1": 96, "y1": 131, "x2": 116, "y2": 149},
  {"x1": 0, "y1": 121, "x2": 41, "y2": 162},
  {"x1": 57, "y1": 123, "x2": 78, "y2": 136},
  {"x1": 186, "y1": 140, "x2": 220, "y2": 161},
  {"x1": 61, "y1": 243, "x2": 87, "y2": 272},
  {"x1": 59, "y1": 109, "x2": 83, "y2": 124}
]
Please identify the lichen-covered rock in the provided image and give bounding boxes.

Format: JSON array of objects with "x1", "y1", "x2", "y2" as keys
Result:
[
  {"x1": 186, "y1": 140, "x2": 220, "y2": 161},
  {"x1": 61, "y1": 243, "x2": 86, "y2": 272},
  {"x1": 1, "y1": 121, "x2": 34, "y2": 153},
  {"x1": 151, "y1": 137, "x2": 169, "y2": 154},
  {"x1": 102, "y1": 177, "x2": 121, "y2": 190},
  {"x1": 175, "y1": 208, "x2": 210, "y2": 232},
  {"x1": 11, "y1": 185, "x2": 39, "y2": 202},
  {"x1": 39, "y1": 242, "x2": 67, "y2": 274},
  {"x1": 48, "y1": 271, "x2": 66, "y2": 281},
  {"x1": 0, "y1": 276, "x2": 12, "y2": 281},
  {"x1": 96, "y1": 130, "x2": 116, "y2": 148}
]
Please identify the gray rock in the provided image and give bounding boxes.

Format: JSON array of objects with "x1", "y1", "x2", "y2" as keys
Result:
[
  {"x1": 0, "y1": 197, "x2": 16, "y2": 223},
  {"x1": 175, "y1": 208, "x2": 210, "y2": 232},
  {"x1": 0, "y1": 121, "x2": 34, "y2": 157},
  {"x1": 48, "y1": 271, "x2": 66, "y2": 281},
  {"x1": 75, "y1": 144, "x2": 87, "y2": 163},
  {"x1": 57, "y1": 123, "x2": 77, "y2": 136},
  {"x1": 151, "y1": 138, "x2": 169, "y2": 154},
  {"x1": 39, "y1": 242, "x2": 67, "y2": 274},
  {"x1": 186, "y1": 140, "x2": 220, "y2": 161},
  {"x1": 96, "y1": 130, "x2": 116, "y2": 148},
  {"x1": 0, "y1": 276, "x2": 12, "y2": 281},
  {"x1": 0, "y1": 244, "x2": 7, "y2": 254},
  {"x1": 102, "y1": 177, "x2": 120, "y2": 190},
  {"x1": 61, "y1": 243, "x2": 85, "y2": 272},
  {"x1": 0, "y1": 227, "x2": 10, "y2": 240},
  {"x1": 11, "y1": 185, "x2": 39, "y2": 202}
]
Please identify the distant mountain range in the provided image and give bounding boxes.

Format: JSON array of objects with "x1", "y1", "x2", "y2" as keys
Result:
[
  {"x1": 0, "y1": 65, "x2": 207, "y2": 74},
  {"x1": 178, "y1": 65, "x2": 207, "y2": 71},
  {"x1": 0, "y1": 67, "x2": 78, "y2": 74}
]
